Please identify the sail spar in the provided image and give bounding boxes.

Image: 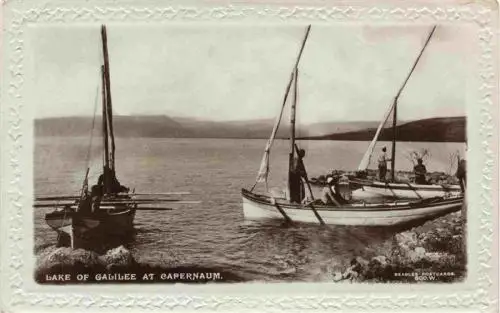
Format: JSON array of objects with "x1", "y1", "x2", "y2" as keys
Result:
[
  {"x1": 253, "y1": 25, "x2": 311, "y2": 187},
  {"x1": 357, "y1": 100, "x2": 395, "y2": 171},
  {"x1": 356, "y1": 25, "x2": 437, "y2": 174},
  {"x1": 255, "y1": 86, "x2": 291, "y2": 183}
]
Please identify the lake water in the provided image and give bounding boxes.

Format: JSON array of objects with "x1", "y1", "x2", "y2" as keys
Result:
[{"x1": 34, "y1": 137, "x2": 465, "y2": 282}]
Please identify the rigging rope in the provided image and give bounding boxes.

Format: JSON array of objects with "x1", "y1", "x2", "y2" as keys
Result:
[
  {"x1": 85, "y1": 79, "x2": 100, "y2": 170},
  {"x1": 79, "y1": 74, "x2": 101, "y2": 198}
]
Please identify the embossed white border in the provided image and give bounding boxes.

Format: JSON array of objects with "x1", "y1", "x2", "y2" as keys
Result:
[{"x1": 1, "y1": 0, "x2": 498, "y2": 312}]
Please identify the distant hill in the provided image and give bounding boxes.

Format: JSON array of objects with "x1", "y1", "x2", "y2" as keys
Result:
[
  {"x1": 35, "y1": 116, "x2": 381, "y2": 139},
  {"x1": 35, "y1": 115, "x2": 465, "y2": 142},
  {"x1": 303, "y1": 117, "x2": 466, "y2": 142},
  {"x1": 35, "y1": 116, "x2": 287, "y2": 139},
  {"x1": 297, "y1": 121, "x2": 381, "y2": 137}
]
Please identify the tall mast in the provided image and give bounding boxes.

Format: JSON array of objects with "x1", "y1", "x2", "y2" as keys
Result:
[
  {"x1": 390, "y1": 98, "x2": 397, "y2": 181},
  {"x1": 390, "y1": 25, "x2": 437, "y2": 182},
  {"x1": 283, "y1": 26, "x2": 310, "y2": 199},
  {"x1": 291, "y1": 68, "x2": 298, "y2": 151},
  {"x1": 252, "y1": 25, "x2": 311, "y2": 192},
  {"x1": 101, "y1": 65, "x2": 110, "y2": 173},
  {"x1": 101, "y1": 25, "x2": 116, "y2": 172},
  {"x1": 288, "y1": 68, "x2": 298, "y2": 197}
]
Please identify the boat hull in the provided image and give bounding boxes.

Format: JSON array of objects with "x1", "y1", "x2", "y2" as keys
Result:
[
  {"x1": 241, "y1": 189, "x2": 463, "y2": 226},
  {"x1": 352, "y1": 179, "x2": 463, "y2": 200},
  {"x1": 45, "y1": 205, "x2": 136, "y2": 249}
]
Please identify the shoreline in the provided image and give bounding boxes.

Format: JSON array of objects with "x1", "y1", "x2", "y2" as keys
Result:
[
  {"x1": 333, "y1": 208, "x2": 466, "y2": 283},
  {"x1": 35, "y1": 204, "x2": 466, "y2": 284},
  {"x1": 35, "y1": 246, "x2": 248, "y2": 284}
]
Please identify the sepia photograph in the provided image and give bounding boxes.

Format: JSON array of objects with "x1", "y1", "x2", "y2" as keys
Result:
[{"x1": 32, "y1": 23, "x2": 469, "y2": 285}]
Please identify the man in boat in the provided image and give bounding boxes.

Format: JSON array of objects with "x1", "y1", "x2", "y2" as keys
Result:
[
  {"x1": 413, "y1": 158, "x2": 427, "y2": 184},
  {"x1": 378, "y1": 147, "x2": 391, "y2": 182},
  {"x1": 456, "y1": 158, "x2": 466, "y2": 193},
  {"x1": 337, "y1": 174, "x2": 352, "y2": 201},
  {"x1": 289, "y1": 148, "x2": 307, "y2": 203},
  {"x1": 97, "y1": 166, "x2": 129, "y2": 194},
  {"x1": 321, "y1": 176, "x2": 346, "y2": 206},
  {"x1": 90, "y1": 182, "x2": 104, "y2": 213},
  {"x1": 78, "y1": 189, "x2": 93, "y2": 214}
]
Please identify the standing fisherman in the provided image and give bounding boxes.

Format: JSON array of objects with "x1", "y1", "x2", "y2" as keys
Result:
[
  {"x1": 378, "y1": 147, "x2": 392, "y2": 181},
  {"x1": 456, "y1": 157, "x2": 466, "y2": 193},
  {"x1": 413, "y1": 158, "x2": 427, "y2": 184},
  {"x1": 289, "y1": 148, "x2": 307, "y2": 203}
]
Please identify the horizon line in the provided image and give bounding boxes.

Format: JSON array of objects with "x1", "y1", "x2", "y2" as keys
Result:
[{"x1": 34, "y1": 114, "x2": 466, "y2": 124}]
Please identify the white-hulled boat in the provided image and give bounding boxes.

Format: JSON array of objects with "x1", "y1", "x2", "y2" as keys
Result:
[
  {"x1": 353, "y1": 179, "x2": 463, "y2": 200},
  {"x1": 351, "y1": 25, "x2": 465, "y2": 199},
  {"x1": 241, "y1": 25, "x2": 464, "y2": 227},
  {"x1": 242, "y1": 189, "x2": 463, "y2": 226}
]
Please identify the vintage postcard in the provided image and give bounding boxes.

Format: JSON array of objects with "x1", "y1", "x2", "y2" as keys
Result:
[{"x1": 0, "y1": 0, "x2": 498, "y2": 312}]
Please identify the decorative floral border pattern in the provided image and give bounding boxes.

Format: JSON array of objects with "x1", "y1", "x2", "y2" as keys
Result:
[{"x1": 2, "y1": 2, "x2": 497, "y2": 312}]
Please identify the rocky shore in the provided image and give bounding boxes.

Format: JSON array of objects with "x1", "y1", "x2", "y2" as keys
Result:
[
  {"x1": 309, "y1": 168, "x2": 466, "y2": 283},
  {"x1": 333, "y1": 208, "x2": 466, "y2": 283}
]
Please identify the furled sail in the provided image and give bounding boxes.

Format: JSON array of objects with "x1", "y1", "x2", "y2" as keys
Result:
[
  {"x1": 255, "y1": 79, "x2": 292, "y2": 183},
  {"x1": 254, "y1": 26, "x2": 311, "y2": 185},
  {"x1": 357, "y1": 100, "x2": 394, "y2": 171},
  {"x1": 357, "y1": 25, "x2": 437, "y2": 173}
]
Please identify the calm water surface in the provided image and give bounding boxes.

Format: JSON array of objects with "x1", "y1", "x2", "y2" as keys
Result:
[{"x1": 34, "y1": 137, "x2": 465, "y2": 281}]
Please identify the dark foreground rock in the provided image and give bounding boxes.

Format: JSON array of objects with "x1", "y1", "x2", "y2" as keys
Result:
[{"x1": 35, "y1": 245, "x2": 247, "y2": 284}]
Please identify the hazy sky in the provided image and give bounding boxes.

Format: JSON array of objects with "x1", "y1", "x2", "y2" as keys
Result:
[{"x1": 31, "y1": 23, "x2": 470, "y2": 123}]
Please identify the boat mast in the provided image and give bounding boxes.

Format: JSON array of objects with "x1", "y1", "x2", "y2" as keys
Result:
[
  {"x1": 101, "y1": 25, "x2": 116, "y2": 172},
  {"x1": 390, "y1": 25, "x2": 437, "y2": 182},
  {"x1": 390, "y1": 98, "x2": 397, "y2": 181},
  {"x1": 101, "y1": 65, "x2": 110, "y2": 188},
  {"x1": 290, "y1": 68, "x2": 298, "y2": 153},
  {"x1": 285, "y1": 26, "x2": 310, "y2": 199},
  {"x1": 251, "y1": 25, "x2": 311, "y2": 192},
  {"x1": 288, "y1": 68, "x2": 298, "y2": 197}
]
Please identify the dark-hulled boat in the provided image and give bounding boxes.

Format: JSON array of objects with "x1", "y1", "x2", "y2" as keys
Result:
[{"x1": 36, "y1": 25, "x2": 198, "y2": 250}]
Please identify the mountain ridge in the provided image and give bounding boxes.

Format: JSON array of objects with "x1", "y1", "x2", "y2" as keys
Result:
[
  {"x1": 35, "y1": 115, "x2": 465, "y2": 142},
  {"x1": 301, "y1": 116, "x2": 466, "y2": 142}
]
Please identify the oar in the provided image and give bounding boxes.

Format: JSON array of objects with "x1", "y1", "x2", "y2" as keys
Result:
[
  {"x1": 270, "y1": 197, "x2": 292, "y2": 223},
  {"x1": 35, "y1": 198, "x2": 201, "y2": 203},
  {"x1": 35, "y1": 192, "x2": 192, "y2": 201},
  {"x1": 35, "y1": 198, "x2": 186, "y2": 203},
  {"x1": 130, "y1": 192, "x2": 191, "y2": 196},
  {"x1": 35, "y1": 196, "x2": 80, "y2": 201},
  {"x1": 134, "y1": 207, "x2": 173, "y2": 211},
  {"x1": 33, "y1": 204, "x2": 174, "y2": 211},
  {"x1": 33, "y1": 203, "x2": 75, "y2": 208},
  {"x1": 304, "y1": 202, "x2": 325, "y2": 225},
  {"x1": 105, "y1": 199, "x2": 199, "y2": 203},
  {"x1": 404, "y1": 182, "x2": 423, "y2": 200},
  {"x1": 34, "y1": 200, "x2": 201, "y2": 208},
  {"x1": 101, "y1": 200, "x2": 201, "y2": 205}
]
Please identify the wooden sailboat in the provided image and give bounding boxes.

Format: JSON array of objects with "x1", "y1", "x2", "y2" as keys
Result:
[
  {"x1": 352, "y1": 25, "x2": 463, "y2": 200},
  {"x1": 241, "y1": 25, "x2": 464, "y2": 227},
  {"x1": 36, "y1": 25, "x2": 199, "y2": 249}
]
